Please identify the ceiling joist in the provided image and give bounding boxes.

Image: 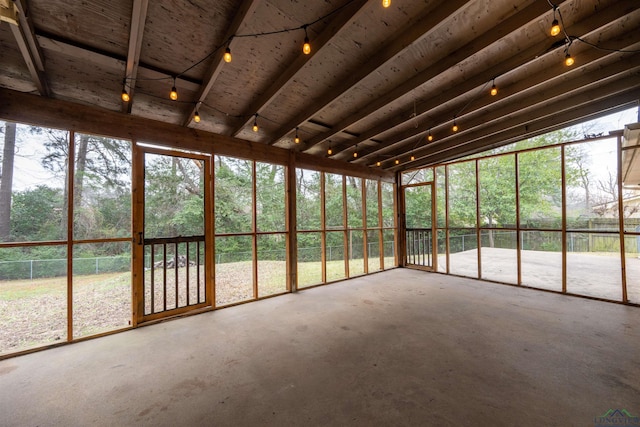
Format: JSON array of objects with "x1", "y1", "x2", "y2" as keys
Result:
[
  {"x1": 267, "y1": 0, "x2": 470, "y2": 145},
  {"x1": 9, "y1": 0, "x2": 49, "y2": 96},
  {"x1": 122, "y1": 0, "x2": 149, "y2": 113}
]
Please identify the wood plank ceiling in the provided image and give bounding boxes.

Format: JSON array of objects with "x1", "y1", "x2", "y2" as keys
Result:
[{"x1": 1, "y1": 0, "x2": 639, "y2": 172}]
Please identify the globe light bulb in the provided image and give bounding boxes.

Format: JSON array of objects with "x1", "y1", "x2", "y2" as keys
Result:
[
  {"x1": 121, "y1": 90, "x2": 130, "y2": 102},
  {"x1": 224, "y1": 47, "x2": 232, "y2": 63},
  {"x1": 382, "y1": 0, "x2": 391, "y2": 7},
  {"x1": 490, "y1": 84, "x2": 498, "y2": 96},
  {"x1": 427, "y1": 133, "x2": 433, "y2": 142},
  {"x1": 194, "y1": 111, "x2": 201, "y2": 123},
  {"x1": 303, "y1": 37, "x2": 311, "y2": 55},
  {"x1": 550, "y1": 19, "x2": 561, "y2": 37},
  {"x1": 170, "y1": 86, "x2": 178, "y2": 101},
  {"x1": 565, "y1": 53, "x2": 574, "y2": 66},
  {"x1": 327, "y1": 148, "x2": 333, "y2": 155}
]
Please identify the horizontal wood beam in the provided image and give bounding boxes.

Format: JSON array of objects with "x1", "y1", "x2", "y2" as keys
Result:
[
  {"x1": 395, "y1": 76, "x2": 640, "y2": 170},
  {"x1": 330, "y1": 0, "x2": 640, "y2": 160},
  {"x1": 301, "y1": 0, "x2": 563, "y2": 151},
  {"x1": 267, "y1": 0, "x2": 469, "y2": 146},
  {"x1": 357, "y1": 45, "x2": 640, "y2": 164},
  {"x1": 0, "y1": 88, "x2": 392, "y2": 181}
]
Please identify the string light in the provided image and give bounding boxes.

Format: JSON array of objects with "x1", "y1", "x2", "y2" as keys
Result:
[
  {"x1": 395, "y1": 159, "x2": 400, "y2": 165},
  {"x1": 452, "y1": 118, "x2": 459, "y2": 132},
  {"x1": 550, "y1": 19, "x2": 560, "y2": 37},
  {"x1": 194, "y1": 110, "x2": 201, "y2": 123},
  {"x1": 410, "y1": 155, "x2": 415, "y2": 161},
  {"x1": 382, "y1": 0, "x2": 391, "y2": 8},
  {"x1": 294, "y1": 127, "x2": 300, "y2": 144},
  {"x1": 327, "y1": 148, "x2": 333, "y2": 155},
  {"x1": 427, "y1": 130, "x2": 433, "y2": 142},
  {"x1": 353, "y1": 151, "x2": 358, "y2": 158},
  {"x1": 490, "y1": 79, "x2": 498, "y2": 96},
  {"x1": 564, "y1": 52, "x2": 574, "y2": 66},
  {"x1": 223, "y1": 47, "x2": 232, "y2": 63},
  {"x1": 121, "y1": 82, "x2": 131, "y2": 102},
  {"x1": 303, "y1": 26, "x2": 311, "y2": 55},
  {"x1": 170, "y1": 78, "x2": 178, "y2": 101},
  {"x1": 376, "y1": 161, "x2": 381, "y2": 167},
  {"x1": 252, "y1": 113, "x2": 259, "y2": 132}
]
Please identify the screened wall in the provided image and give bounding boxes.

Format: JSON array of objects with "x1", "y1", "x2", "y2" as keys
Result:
[
  {"x1": 0, "y1": 119, "x2": 397, "y2": 357},
  {"x1": 403, "y1": 131, "x2": 638, "y2": 304}
]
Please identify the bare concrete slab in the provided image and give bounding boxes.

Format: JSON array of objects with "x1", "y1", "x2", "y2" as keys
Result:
[{"x1": 1, "y1": 269, "x2": 639, "y2": 426}]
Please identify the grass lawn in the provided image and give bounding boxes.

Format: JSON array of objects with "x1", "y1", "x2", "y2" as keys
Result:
[{"x1": 1, "y1": 257, "x2": 396, "y2": 355}]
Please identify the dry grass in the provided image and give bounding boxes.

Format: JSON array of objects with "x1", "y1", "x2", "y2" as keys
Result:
[{"x1": 0, "y1": 258, "x2": 396, "y2": 355}]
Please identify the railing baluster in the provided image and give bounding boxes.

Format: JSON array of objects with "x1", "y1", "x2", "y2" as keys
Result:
[
  {"x1": 163, "y1": 243, "x2": 167, "y2": 312},
  {"x1": 175, "y1": 242, "x2": 179, "y2": 309},
  {"x1": 186, "y1": 241, "x2": 190, "y2": 306},
  {"x1": 150, "y1": 244, "x2": 155, "y2": 314},
  {"x1": 197, "y1": 240, "x2": 201, "y2": 303}
]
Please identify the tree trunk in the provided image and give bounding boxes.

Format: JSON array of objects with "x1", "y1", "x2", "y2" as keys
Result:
[
  {"x1": 74, "y1": 134, "x2": 89, "y2": 210},
  {"x1": 0, "y1": 122, "x2": 17, "y2": 240}
]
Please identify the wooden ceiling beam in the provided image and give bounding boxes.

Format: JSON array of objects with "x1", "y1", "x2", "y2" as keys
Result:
[
  {"x1": 350, "y1": 6, "x2": 640, "y2": 162},
  {"x1": 122, "y1": 0, "x2": 149, "y2": 113},
  {"x1": 0, "y1": 87, "x2": 392, "y2": 182},
  {"x1": 301, "y1": 0, "x2": 565, "y2": 152},
  {"x1": 266, "y1": 0, "x2": 470, "y2": 145},
  {"x1": 182, "y1": 0, "x2": 260, "y2": 127},
  {"x1": 389, "y1": 73, "x2": 640, "y2": 170},
  {"x1": 348, "y1": 36, "x2": 640, "y2": 163},
  {"x1": 406, "y1": 96, "x2": 639, "y2": 171},
  {"x1": 330, "y1": 0, "x2": 640, "y2": 159},
  {"x1": 371, "y1": 59, "x2": 640, "y2": 165},
  {"x1": 230, "y1": 0, "x2": 369, "y2": 137},
  {"x1": 9, "y1": 0, "x2": 49, "y2": 96}
]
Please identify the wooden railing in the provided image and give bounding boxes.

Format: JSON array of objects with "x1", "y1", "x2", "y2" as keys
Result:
[
  {"x1": 143, "y1": 235, "x2": 206, "y2": 316},
  {"x1": 405, "y1": 228, "x2": 432, "y2": 267}
]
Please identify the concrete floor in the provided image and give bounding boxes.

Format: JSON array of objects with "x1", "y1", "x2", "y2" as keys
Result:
[{"x1": 1, "y1": 268, "x2": 639, "y2": 426}]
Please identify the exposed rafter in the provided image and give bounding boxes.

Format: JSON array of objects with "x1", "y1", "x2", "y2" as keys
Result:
[
  {"x1": 230, "y1": 0, "x2": 369, "y2": 137},
  {"x1": 266, "y1": 0, "x2": 469, "y2": 146},
  {"x1": 301, "y1": 0, "x2": 565, "y2": 152},
  {"x1": 370, "y1": 59, "x2": 640, "y2": 166},
  {"x1": 182, "y1": 0, "x2": 260, "y2": 127},
  {"x1": 344, "y1": 0, "x2": 640, "y2": 163},
  {"x1": 404, "y1": 88, "x2": 640, "y2": 171},
  {"x1": 9, "y1": 0, "x2": 49, "y2": 96},
  {"x1": 122, "y1": 0, "x2": 149, "y2": 113}
]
